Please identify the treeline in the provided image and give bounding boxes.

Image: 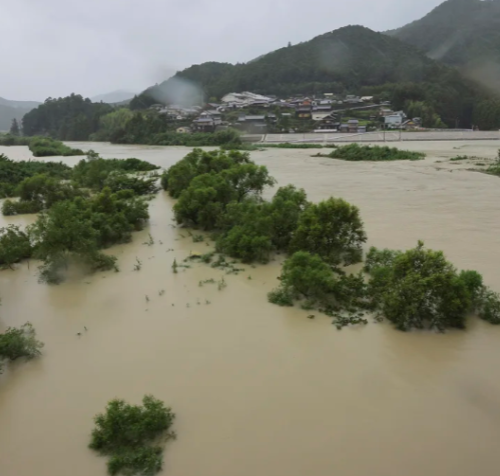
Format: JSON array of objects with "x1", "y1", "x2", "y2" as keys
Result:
[
  {"x1": 0, "y1": 151, "x2": 160, "y2": 283},
  {"x1": 22, "y1": 94, "x2": 112, "y2": 140},
  {"x1": 163, "y1": 148, "x2": 500, "y2": 332}
]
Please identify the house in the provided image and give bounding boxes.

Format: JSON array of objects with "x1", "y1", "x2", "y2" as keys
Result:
[
  {"x1": 344, "y1": 95, "x2": 362, "y2": 104},
  {"x1": 237, "y1": 114, "x2": 268, "y2": 133},
  {"x1": 295, "y1": 100, "x2": 313, "y2": 119},
  {"x1": 313, "y1": 112, "x2": 339, "y2": 131},
  {"x1": 348, "y1": 119, "x2": 359, "y2": 133},
  {"x1": 361, "y1": 96, "x2": 374, "y2": 103},
  {"x1": 384, "y1": 111, "x2": 406, "y2": 129},
  {"x1": 192, "y1": 111, "x2": 221, "y2": 132}
]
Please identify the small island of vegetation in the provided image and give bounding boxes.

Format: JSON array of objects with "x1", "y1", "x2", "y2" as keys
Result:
[
  {"x1": 89, "y1": 395, "x2": 176, "y2": 476},
  {"x1": 316, "y1": 143, "x2": 426, "y2": 161}
]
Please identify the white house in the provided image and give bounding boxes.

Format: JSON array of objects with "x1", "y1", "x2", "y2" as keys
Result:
[{"x1": 384, "y1": 111, "x2": 406, "y2": 128}]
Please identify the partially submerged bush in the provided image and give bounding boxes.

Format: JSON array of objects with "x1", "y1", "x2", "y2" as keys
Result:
[
  {"x1": 89, "y1": 395, "x2": 176, "y2": 476},
  {"x1": 365, "y1": 242, "x2": 500, "y2": 331},
  {"x1": 0, "y1": 225, "x2": 32, "y2": 268},
  {"x1": 29, "y1": 137, "x2": 85, "y2": 157},
  {"x1": 0, "y1": 153, "x2": 71, "y2": 198},
  {"x1": 290, "y1": 197, "x2": 367, "y2": 267},
  {"x1": 0, "y1": 322, "x2": 44, "y2": 368},
  {"x1": 326, "y1": 144, "x2": 425, "y2": 161}
]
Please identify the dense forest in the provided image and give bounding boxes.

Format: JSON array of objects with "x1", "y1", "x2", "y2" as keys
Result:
[
  {"x1": 388, "y1": 0, "x2": 500, "y2": 83},
  {"x1": 22, "y1": 94, "x2": 112, "y2": 140}
]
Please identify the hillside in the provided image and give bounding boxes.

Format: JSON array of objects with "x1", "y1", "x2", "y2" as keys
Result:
[
  {"x1": 388, "y1": 0, "x2": 500, "y2": 93},
  {"x1": 0, "y1": 97, "x2": 40, "y2": 132},
  {"x1": 91, "y1": 90, "x2": 136, "y2": 104},
  {"x1": 133, "y1": 25, "x2": 488, "y2": 127}
]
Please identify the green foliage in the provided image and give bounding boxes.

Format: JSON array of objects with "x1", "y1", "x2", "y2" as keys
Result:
[
  {"x1": 290, "y1": 197, "x2": 367, "y2": 267},
  {"x1": 0, "y1": 134, "x2": 32, "y2": 146},
  {"x1": 2, "y1": 199, "x2": 43, "y2": 216},
  {"x1": 29, "y1": 137, "x2": 85, "y2": 157},
  {"x1": 326, "y1": 144, "x2": 425, "y2": 161},
  {"x1": 90, "y1": 108, "x2": 134, "y2": 141},
  {"x1": 162, "y1": 149, "x2": 250, "y2": 198},
  {"x1": 278, "y1": 251, "x2": 336, "y2": 304},
  {"x1": 22, "y1": 94, "x2": 112, "y2": 140},
  {"x1": 30, "y1": 189, "x2": 148, "y2": 283},
  {"x1": 103, "y1": 172, "x2": 159, "y2": 196},
  {"x1": 269, "y1": 251, "x2": 368, "y2": 318},
  {"x1": 267, "y1": 288, "x2": 294, "y2": 307},
  {"x1": 263, "y1": 143, "x2": 326, "y2": 149},
  {"x1": 89, "y1": 395, "x2": 176, "y2": 476},
  {"x1": 0, "y1": 225, "x2": 33, "y2": 267},
  {"x1": 0, "y1": 323, "x2": 43, "y2": 363},
  {"x1": 173, "y1": 160, "x2": 274, "y2": 230},
  {"x1": 72, "y1": 151, "x2": 159, "y2": 191},
  {"x1": 365, "y1": 242, "x2": 500, "y2": 331},
  {"x1": 9, "y1": 118, "x2": 20, "y2": 136},
  {"x1": 0, "y1": 153, "x2": 71, "y2": 198}
]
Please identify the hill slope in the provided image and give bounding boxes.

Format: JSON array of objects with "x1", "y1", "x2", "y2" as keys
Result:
[
  {"x1": 91, "y1": 90, "x2": 136, "y2": 104},
  {"x1": 0, "y1": 97, "x2": 40, "y2": 132},
  {"x1": 133, "y1": 25, "x2": 488, "y2": 127},
  {"x1": 388, "y1": 0, "x2": 500, "y2": 93}
]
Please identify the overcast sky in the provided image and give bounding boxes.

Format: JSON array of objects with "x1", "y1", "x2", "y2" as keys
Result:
[{"x1": 1, "y1": 0, "x2": 444, "y2": 101}]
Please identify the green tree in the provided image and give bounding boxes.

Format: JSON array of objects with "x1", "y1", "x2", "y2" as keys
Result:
[
  {"x1": 89, "y1": 395, "x2": 176, "y2": 476},
  {"x1": 290, "y1": 197, "x2": 367, "y2": 267},
  {"x1": 0, "y1": 323, "x2": 43, "y2": 366},
  {"x1": 0, "y1": 225, "x2": 33, "y2": 268},
  {"x1": 9, "y1": 118, "x2": 20, "y2": 136},
  {"x1": 90, "y1": 108, "x2": 134, "y2": 141}
]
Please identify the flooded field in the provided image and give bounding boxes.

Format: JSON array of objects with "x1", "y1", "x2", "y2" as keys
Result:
[{"x1": 1, "y1": 141, "x2": 500, "y2": 476}]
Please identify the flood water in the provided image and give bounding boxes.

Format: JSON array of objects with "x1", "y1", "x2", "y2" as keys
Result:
[{"x1": 1, "y1": 141, "x2": 500, "y2": 476}]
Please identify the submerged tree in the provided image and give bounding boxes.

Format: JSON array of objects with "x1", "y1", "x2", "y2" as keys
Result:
[
  {"x1": 0, "y1": 322, "x2": 44, "y2": 373},
  {"x1": 89, "y1": 395, "x2": 176, "y2": 476},
  {"x1": 290, "y1": 197, "x2": 367, "y2": 267}
]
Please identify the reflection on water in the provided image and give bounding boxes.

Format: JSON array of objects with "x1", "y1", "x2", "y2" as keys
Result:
[{"x1": 1, "y1": 142, "x2": 500, "y2": 476}]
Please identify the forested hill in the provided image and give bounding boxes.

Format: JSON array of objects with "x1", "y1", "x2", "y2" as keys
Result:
[
  {"x1": 388, "y1": 0, "x2": 500, "y2": 93},
  {"x1": 131, "y1": 25, "x2": 491, "y2": 128},
  {"x1": 0, "y1": 97, "x2": 40, "y2": 132}
]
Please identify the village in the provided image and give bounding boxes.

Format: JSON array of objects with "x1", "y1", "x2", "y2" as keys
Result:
[{"x1": 149, "y1": 91, "x2": 420, "y2": 136}]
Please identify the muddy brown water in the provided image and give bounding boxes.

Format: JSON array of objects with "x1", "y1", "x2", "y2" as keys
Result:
[{"x1": 1, "y1": 141, "x2": 500, "y2": 476}]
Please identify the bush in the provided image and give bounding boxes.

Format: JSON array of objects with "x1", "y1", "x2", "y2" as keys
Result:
[
  {"x1": 72, "y1": 151, "x2": 159, "y2": 191},
  {"x1": 2, "y1": 199, "x2": 43, "y2": 216},
  {"x1": 0, "y1": 322, "x2": 43, "y2": 363},
  {"x1": 267, "y1": 288, "x2": 294, "y2": 306},
  {"x1": 0, "y1": 153, "x2": 71, "y2": 197},
  {"x1": 30, "y1": 189, "x2": 148, "y2": 283},
  {"x1": 103, "y1": 172, "x2": 159, "y2": 196},
  {"x1": 290, "y1": 197, "x2": 367, "y2": 267},
  {"x1": 162, "y1": 149, "x2": 251, "y2": 198},
  {"x1": 326, "y1": 144, "x2": 425, "y2": 161},
  {"x1": 29, "y1": 137, "x2": 85, "y2": 157},
  {"x1": 89, "y1": 395, "x2": 176, "y2": 476},
  {"x1": 0, "y1": 225, "x2": 32, "y2": 267},
  {"x1": 365, "y1": 242, "x2": 500, "y2": 331}
]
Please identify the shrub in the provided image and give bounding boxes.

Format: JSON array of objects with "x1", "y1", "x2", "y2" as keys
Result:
[
  {"x1": 0, "y1": 225, "x2": 33, "y2": 267},
  {"x1": 267, "y1": 288, "x2": 294, "y2": 306},
  {"x1": 29, "y1": 137, "x2": 85, "y2": 157},
  {"x1": 290, "y1": 197, "x2": 367, "y2": 267},
  {"x1": 326, "y1": 144, "x2": 425, "y2": 161},
  {"x1": 162, "y1": 149, "x2": 251, "y2": 198},
  {"x1": 0, "y1": 322, "x2": 44, "y2": 363},
  {"x1": 364, "y1": 242, "x2": 500, "y2": 331},
  {"x1": 89, "y1": 395, "x2": 176, "y2": 476}
]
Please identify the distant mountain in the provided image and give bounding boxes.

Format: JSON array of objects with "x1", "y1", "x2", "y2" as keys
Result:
[
  {"x1": 0, "y1": 97, "x2": 40, "y2": 132},
  {"x1": 132, "y1": 25, "x2": 488, "y2": 127},
  {"x1": 388, "y1": 0, "x2": 500, "y2": 93},
  {"x1": 91, "y1": 90, "x2": 136, "y2": 104}
]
